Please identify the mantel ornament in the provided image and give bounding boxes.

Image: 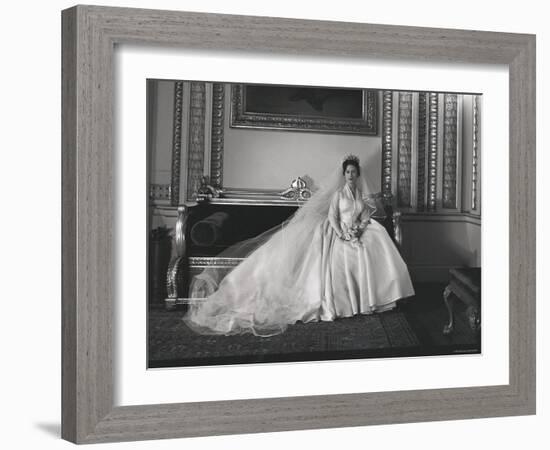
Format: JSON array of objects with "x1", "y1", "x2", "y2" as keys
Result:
[
  {"x1": 195, "y1": 176, "x2": 224, "y2": 201},
  {"x1": 195, "y1": 176, "x2": 312, "y2": 203},
  {"x1": 279, "y1": 177, "x2": 312, "y2": 201}
]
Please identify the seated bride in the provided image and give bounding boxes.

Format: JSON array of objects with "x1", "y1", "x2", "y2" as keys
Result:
[{"x1": 183, "y1": 155, "x2": 415, "y2": 337}]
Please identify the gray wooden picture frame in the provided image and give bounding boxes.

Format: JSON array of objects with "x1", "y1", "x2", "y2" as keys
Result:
[{"x1": 61, "y1": 5, "x2": 536, "y2": 444}]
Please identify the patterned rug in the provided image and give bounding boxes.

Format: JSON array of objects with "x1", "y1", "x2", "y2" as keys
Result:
[{"x1": 148, "y1": 309, "x2": 420, "y2": 367}]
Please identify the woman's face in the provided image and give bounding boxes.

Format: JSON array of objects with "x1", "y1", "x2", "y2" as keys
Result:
[{"x1": 344, "y1": 164, "x2": 358, "y2": 184}]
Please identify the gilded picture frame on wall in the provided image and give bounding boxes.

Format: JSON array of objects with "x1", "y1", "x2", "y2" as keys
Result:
[
  {"x1": 230, "y1": 84, "x2": 379, "y2": 135},
  {"x1": 61, "y1": 5, "x2": 535, "y2": 444}
]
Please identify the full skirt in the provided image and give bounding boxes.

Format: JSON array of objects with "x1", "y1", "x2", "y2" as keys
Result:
[{"x1": 183, "y1": 219, "x2": 415, "y2": 336}]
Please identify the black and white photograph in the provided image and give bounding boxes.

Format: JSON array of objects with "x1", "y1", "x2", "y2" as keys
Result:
[{"x1": 147, "y1": 81, "x2": 482, "y2": 368}]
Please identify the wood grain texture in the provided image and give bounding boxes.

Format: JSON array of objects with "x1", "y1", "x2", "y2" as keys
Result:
[
  {"x1": 61, "y1": 5, "x2": 536, "y2": 444},
  {"x1": 508, "y1": 35, "x2": 536, "y2": 413},
  {"x1": 61, "y1": 7, "x2": 77, "y2": 443},
  {"x1": 62, "y1": 5, "x2": 114, "y2": 442}
]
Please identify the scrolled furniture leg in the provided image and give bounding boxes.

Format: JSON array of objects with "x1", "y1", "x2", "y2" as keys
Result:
[
  {"x1": 165, "y1": 256, "x2": 186, "y2": 310},
  {"x1": 443, "y1": 285, "x2": 454, "y2": 334},
  {"x1": 466, "y1": 305, "x2": 481, "y2": 333},
  {"x1": 164, "y1": 206, "x2": 189, "y2": 310}
]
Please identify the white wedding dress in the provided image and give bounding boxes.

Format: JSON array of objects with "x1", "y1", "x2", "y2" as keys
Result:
[
  {"x1": 322, "y1": 184, "x2": 414, "y2": 318},
  {"x1": 183, "y1": 168, "x2": 415, "y2": 337}
]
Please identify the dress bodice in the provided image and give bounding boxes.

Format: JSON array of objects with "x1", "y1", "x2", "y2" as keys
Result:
[{"x1": 335, "y1": 185, "x2": 366, "y2": 227}]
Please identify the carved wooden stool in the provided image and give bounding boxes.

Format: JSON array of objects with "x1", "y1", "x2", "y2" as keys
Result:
[{"x1": 443, "y1": 268, "x2": 481, "y2": 335}]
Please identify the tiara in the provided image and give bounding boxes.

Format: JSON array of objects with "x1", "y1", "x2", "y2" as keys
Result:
[{"x1": 342, "y1": 154, "x2": 360, "y2": 164}]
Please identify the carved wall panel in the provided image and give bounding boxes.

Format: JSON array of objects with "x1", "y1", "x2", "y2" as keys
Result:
[
  {"x1": 210, "y1": 83, "x2": 225, "y2": 188},
  {"x1": 397, "y1": 92, "x2": 413, "y2": 207},
  {"x1": 381, "y1": 91, "x2": 393, "y2": 202},
  {"x1": 165, "y1": 84, "x2": 473, "y2": 214},
  {"x1": 442, "y1": 94, "x2": 458, "y2": 209},
  {"x1": 416, "y1": 93, "x2": 427, "y2": 211},
  {"x1": 186, "y1": 82, "x2": 207, "y2": 202},
  {"x1": 427, "y1": 93, "x2": 439, "y2": 211},
  {"x1": 170, "y1": 81, "x2": 184, "y2": 206},
  {"x1": 150, "y1": 183, "x2": 171, "y2": 201},
  {"x1": 472, "y1": 95, "x2": 480, "y2": 212}
]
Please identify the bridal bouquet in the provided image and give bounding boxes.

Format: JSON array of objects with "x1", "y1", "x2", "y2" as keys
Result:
[{"x1": 342, "y1": 224, "x2": 364, "y2": 247}]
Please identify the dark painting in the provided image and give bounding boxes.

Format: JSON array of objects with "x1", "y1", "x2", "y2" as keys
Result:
[
  {"x1": 231, "y1": 83, "x2": 378, "y2": 135},
  {"x1": 244, "y1": 85, "x2": 364, "y2": 119}
]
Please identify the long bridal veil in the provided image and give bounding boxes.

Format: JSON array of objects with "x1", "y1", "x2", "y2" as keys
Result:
[{"x1": 183, "y1": 161, "x2": 382, "y2": 336}]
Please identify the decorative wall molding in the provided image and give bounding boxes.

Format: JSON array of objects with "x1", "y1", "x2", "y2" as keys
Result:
[
  {"x1": 472, "y1": 95, "x2": 480, "y2": 212},
  {"x1": 149, "y1": 183, "x2": 172, "y2": 201},
  {"x1": 416, "y1": 93, "x2": 427, "y2": 211},
  {"x1": 366, "y1": 90, "x2": 377, "y2": 133},
  {"x1": 381, "y1": 91, "x2": 393, "y2": 202},
  {"x1": 442, "y1": 94, "x2": 458, "y2": 209},
  {"x1": 186, "y1": 82, "x2": 207, "y2": 202},
  {"x1": 151, "y1": 205, "x2": 179, "y2": 218},
  {"x1": 170, "y1": 81, "x2": 184, "y2": 206},
  {"x1": 397, "y1": 92, "x2": 413, "y2": 207},
  {"x1": 167, "y1": 85, "x2": 473, "y2": 218},
  {"x1": 210, "y1": 83, "x2": 225, "y2": 188},
  {"x1": 197, "y1": 176, "x2": 312, "y2": 206},
  {"x1": 427, "y1": 92, "x2": 439, "y2": 211},
  {"x1": 189, "y1": 257, "x2": 244, "y2": 268}
]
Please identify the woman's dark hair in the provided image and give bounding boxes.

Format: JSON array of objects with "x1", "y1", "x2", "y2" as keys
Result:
[{"x1": 342, "y1": 158, "x2": 360, "y2": 176}]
